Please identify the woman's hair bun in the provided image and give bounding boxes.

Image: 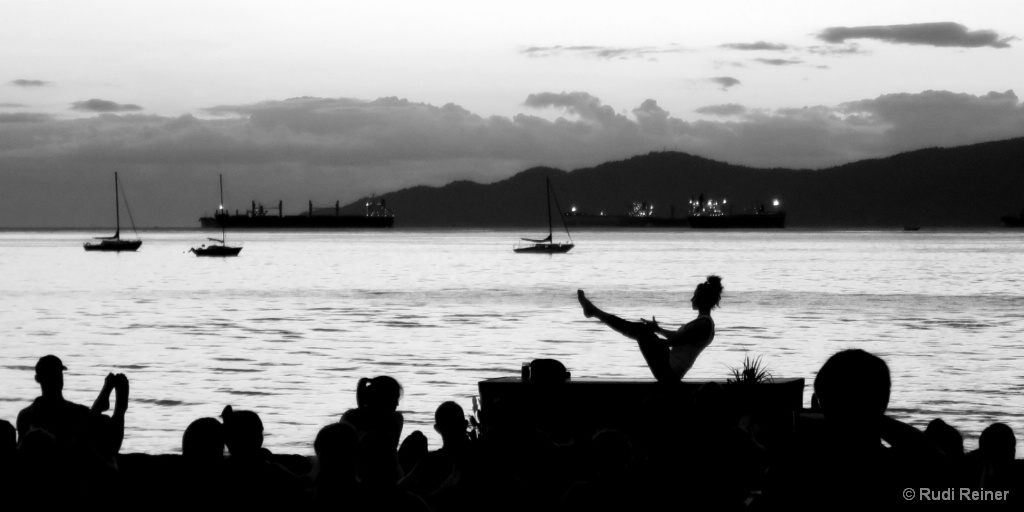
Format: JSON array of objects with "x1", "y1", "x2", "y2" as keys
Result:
[{"x1": 705, "y1": 275, "x2": 723, "y2": 291}]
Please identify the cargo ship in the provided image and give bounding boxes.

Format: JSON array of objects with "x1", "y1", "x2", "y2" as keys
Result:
[
  {"x1": 1001, "y1": 210, "x2": 1024, "y2": 227},
  {"x1": 686, "y1": 194, "x2": 786, "y2": 229},
  {"x1": 563, "y1": 201, "x2": 689, "y2": 228},
  {"x1": 200, "y1": 199, "x2": 394, "y2": 229}
]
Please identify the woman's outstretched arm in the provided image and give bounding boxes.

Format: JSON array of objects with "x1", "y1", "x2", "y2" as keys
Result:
[{"x1": 662, "y1": 317, "x2": 713, "y2": 348}]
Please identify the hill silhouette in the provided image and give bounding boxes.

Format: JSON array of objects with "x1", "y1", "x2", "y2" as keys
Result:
[{"x1": 348, "y1": 137, "x2": 1024, "y2": 228}]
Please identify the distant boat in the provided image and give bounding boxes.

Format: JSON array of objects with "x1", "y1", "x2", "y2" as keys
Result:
[
  {"x1": 686, "y1": 194, "x2": 786, "y2": 229},
  {"x1": 191, "y1": 175, "x2": 242, "y2": 257},
  {"x1": 1001, "y1": 210, "x2": 1024, "y2": 227},
  {"x1": 563, "y1": 201, "x2": 689, "y2": 228},
  {"x1": 199, "y1": 198, "x2": 394, "y2": 229},
  {"x1": 903, "y1": 226, "x2": 920, "y2": 232},
  {"x1": 84, "y1": 172, "x2": 142, "y2": 252},
  {"x1": 514, "y1": 178, "x2": 574, "y2": 254}
]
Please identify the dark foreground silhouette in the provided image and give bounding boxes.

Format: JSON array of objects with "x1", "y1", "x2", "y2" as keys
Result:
[{"x1": 3, "y1": 351, "x2": 1020, "y2": 509}]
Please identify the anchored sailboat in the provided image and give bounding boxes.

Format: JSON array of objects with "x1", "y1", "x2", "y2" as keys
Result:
[
  {"x1": 83, "y1": 172, "x2": 142, "y2": 252},
  {"x1": 514, "y1": 177, "x2": 574, "y2": 254},
  {"x1": 191, "y1": 175, "x2": 242, "y2": 257}
]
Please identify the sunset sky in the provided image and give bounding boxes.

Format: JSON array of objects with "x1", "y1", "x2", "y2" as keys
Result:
[{"x1": 2, "y1": 0, "x2": 1023, "y2": 227}]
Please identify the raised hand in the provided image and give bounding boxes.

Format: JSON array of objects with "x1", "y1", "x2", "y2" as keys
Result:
[
  {"x1": 92, "y1": 372, "x2": 116, "y2": 412},
  {"x1": 113, "y1": 373, "x2": 129, "y2": 415},
  {"x1": 640, "y1": 316, "x2": 661, "y2": 331}
]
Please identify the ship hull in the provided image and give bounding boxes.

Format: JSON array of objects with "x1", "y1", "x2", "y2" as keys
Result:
[
  {"x1": 564, "y1": 215, "x2": 688, "y2": 228},
  {"x1": 199, "y1": 215, "x2": 394, "y2": 229},
  {"x1": 513, "y1": 243, "x2": 574, "y2": 254},
  {"x1": 687, "y1": 212, "x2": 786, "y2": 229},
  {"x1": 191, "y1": 245, "x2": 242, "y2": 257},
  {"x1": 1001, "y1": 215, "x2": 1024, "y2": 227},
  {"x1": 84, "y1": 240, "x2": 142, "y2": 252}
]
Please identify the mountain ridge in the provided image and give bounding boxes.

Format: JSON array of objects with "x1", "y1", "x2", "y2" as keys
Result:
[{"x1": 351, "y1": 137, "x2": 1024, "y2": 228}]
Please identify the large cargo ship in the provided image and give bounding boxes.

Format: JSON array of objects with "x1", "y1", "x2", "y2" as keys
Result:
[
  {"x1": 200, "y1": 199, "x2": 394, "y2": 229},
  {"x1": 686, "y1": 195, "x2": 786, "y2": 229},
  {"x1": 563, "y1": 201, "x2": 689, "y2": 228},
  {"x1": 1001, "y1": 210, "x2": 1024, "y2": 227}
]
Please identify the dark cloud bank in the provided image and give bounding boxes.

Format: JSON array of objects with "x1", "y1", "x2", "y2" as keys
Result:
[
  {"x1": 1, "y1": 90, "x2": 1023, "y2": 227},
  {"x1": 10, "y1": 79, "x2": 49, "y2": 87},
  {"x1": 71, "y1": 99, "x2": 144, "y2": 112},
  {"x1": 819, "y1": 22, "x2": 1015, "y2": 48}
]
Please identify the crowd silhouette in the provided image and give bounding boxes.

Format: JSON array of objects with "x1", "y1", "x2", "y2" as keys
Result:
[{"x1": 2, "y1": 350, "x2": 1020, "y2": 509}]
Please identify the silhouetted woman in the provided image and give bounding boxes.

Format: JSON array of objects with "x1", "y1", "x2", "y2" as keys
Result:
[
  {"x1": 341, "y1": 376, "x2": 405, "y2": 449},
  {"x1": 578, "y1": 275, "x2": 723, "y2": 382}
]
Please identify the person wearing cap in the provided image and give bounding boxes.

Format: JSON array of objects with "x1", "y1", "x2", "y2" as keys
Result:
[{"x1": 16, "y1": 355, "x2": 91, "y2": 448}]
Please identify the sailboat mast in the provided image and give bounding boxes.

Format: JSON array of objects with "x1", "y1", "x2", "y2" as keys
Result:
[
  {"x1": 114, "y1": 172, "x2": 121, "y2": 239},
  {"x1": 546, "y1": 178, "x2": 553, "y2": 238},
  {"x1": 219, "y1": 174, "x2": 227, "y2": 243}
]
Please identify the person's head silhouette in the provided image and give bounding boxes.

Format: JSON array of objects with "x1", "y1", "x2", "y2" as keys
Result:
[
  {"x1": 34, "y1": 355, "x2": 67, "y2": 396},
  {"x1": 221, "y1": 406, "x2": 263, "y2": 457},
  {"x1": 183, "y1": 417, "x2": 225, "y2": 463},
  {"x1": 814, "y1": 349, "x2": 890, "y2": 432}
]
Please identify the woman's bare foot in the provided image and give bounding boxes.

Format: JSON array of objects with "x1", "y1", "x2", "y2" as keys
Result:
[{"x1": 578, "y1": 290, "x2": 600, "y2": 318}]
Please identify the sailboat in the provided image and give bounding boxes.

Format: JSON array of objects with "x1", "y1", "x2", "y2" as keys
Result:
[
  {"x1": 191, "y1": 175, "x2": 243, "y2": 257},
  {"x1": 83, "y1": 172, "x2": 143, "y2": 252},
  {"x1": 514, "y1": 177, "x2": 574, "y2": 254}
]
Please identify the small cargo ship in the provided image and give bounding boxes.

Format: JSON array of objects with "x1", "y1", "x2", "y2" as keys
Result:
[
  {"x1": 563, "y1": 201, "x2": 688, "y2": 228},
  {"x1": 1001, "y1": 210, "x2": 1024, "y2": 227},
  {"x1": 686, "y1": 194, "x2": 786, "y2": 229},
  {"x1": 200, "y1": 199, "x2": 394, "y2": 229}
]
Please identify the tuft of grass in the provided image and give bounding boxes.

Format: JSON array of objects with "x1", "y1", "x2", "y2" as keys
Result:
[{"x1": 726, "y1": 353, "x2": 773, "y2": 385}]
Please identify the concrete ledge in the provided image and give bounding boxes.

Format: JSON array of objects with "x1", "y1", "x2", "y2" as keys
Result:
[{"x1": 478, "y1": 377, "x2": 805, "y2": 442}]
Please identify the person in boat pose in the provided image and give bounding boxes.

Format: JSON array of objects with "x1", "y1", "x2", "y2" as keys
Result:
[{"x1": 577, "y1": 275, "x2": 723, "y2": 382}]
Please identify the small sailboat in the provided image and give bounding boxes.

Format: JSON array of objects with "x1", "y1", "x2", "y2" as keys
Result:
[
  {"x1": 191, "y1": 175, "x2": 242, "y2": 257},
  {"x1": 84, "y1": 172, "x2": 142, "y2": 252},
  {"x1": 514, "y1": 177, "x2": 574, "y2": 254}
]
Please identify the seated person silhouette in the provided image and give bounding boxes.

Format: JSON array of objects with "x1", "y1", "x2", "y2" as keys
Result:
[
  {"x1": 341, "y1": 376, "x2": 405, "y2": 449},
  {"x1": 16, "y1": 355, "x2": 91, "y2": 449},
  {"x1": 400, "y1": 401, "x2": 474, "y2": 497},
  {"x1": 221, "y1": 406, "x2": 298, "y2": 506},
  {"x1": 577, "y1": 276, "x2": 722, "y2": 382},
  {"x1": 762, "y1": 349, "x2": 940, "y2": 507}
]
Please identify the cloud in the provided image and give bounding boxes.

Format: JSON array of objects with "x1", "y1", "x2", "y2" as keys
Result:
[
  {"x1": 71, "y1": 99, "x2": 144, "y2": 113},
  {"x1": 520, "y1": 45, "x2": 686, "y2": 59},
  {"x1": 710, "y1": 77, "x2": 741, "y2": 90},
  {"x1": 838, "y1": 89, "x2": 1024, "y2": 149},
  {"x1": 2, "y1": 90, "x2": 1023, "y2": 227},
  {"x1": 807, "y1": 43, "x2": 868, "y2": 56},
  {"x1": 818, "y1": 22, "x2": 1015, "y2": 48},
  {"x1": 720, "y1": 41, "x2": 789, "y2": 51},
  {"x1": 524, "y1": 92, "x2": 623, "y2": 125},
  {"x1": 0, "y1": 113, "x2": 53, "y2": 123},
  {"x1": 695, "y1": 104, "x2": 748, "y2": 117},
  {"x1": 10, "y1": 79, "x2": 49, "y2": 87},
  {"x1": 754, "y1": 58, "x2": 803, "y2": 66}
]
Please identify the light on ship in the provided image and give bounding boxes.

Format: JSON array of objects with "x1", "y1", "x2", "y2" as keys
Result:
[{"x1": 773, "y1": 199, "x2": 780, "y2": 206}]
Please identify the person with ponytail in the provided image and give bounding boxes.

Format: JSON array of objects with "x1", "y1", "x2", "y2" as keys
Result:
[
  {"x1": 340, "y1": 376, "x2": 404, "y2": 449},
  {"x1": 577, "y1": 275, "x2": 723, "y2": 382}
]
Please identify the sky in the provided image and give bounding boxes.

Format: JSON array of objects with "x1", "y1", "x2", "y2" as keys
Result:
[{"x1": 2, "y1": 0, "x2": 1024, "y2": 227}]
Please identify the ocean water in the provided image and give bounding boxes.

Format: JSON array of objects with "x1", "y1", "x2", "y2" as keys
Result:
[{"x1": 1, "y1": 229, "x2": 1022, "y2": 456}]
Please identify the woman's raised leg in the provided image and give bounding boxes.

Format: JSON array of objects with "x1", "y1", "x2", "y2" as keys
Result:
[
  {"x1": 578, "y1": 290, "x2": 652, "y2": 340},
  {"x1": 578, "y1": 290, "x2": 675, "y2": 381}
]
